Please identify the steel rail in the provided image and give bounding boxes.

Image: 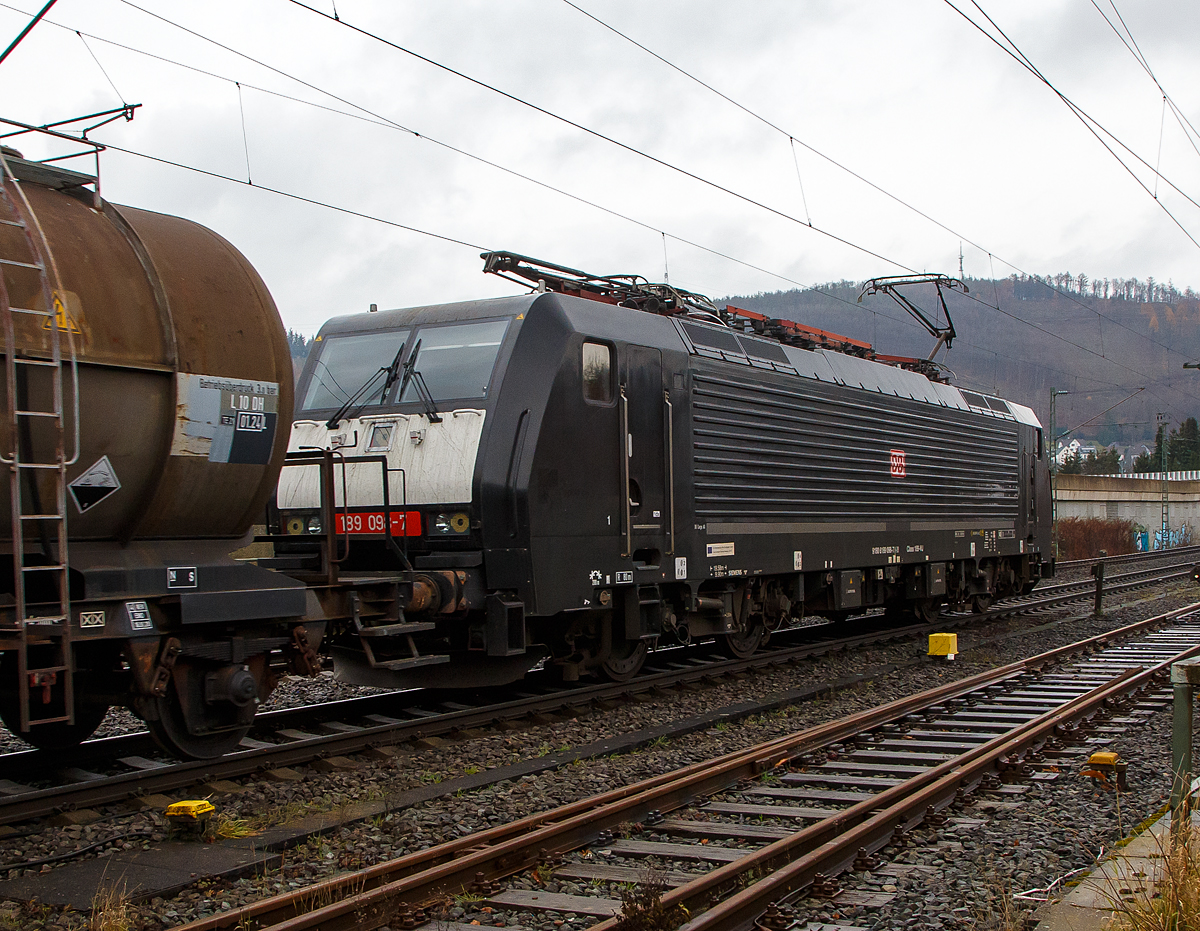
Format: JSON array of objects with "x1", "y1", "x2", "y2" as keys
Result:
[
  {"x1": 177, "y1": 602, "x2": 1200, "y2": 931},
  {"x1": 990, "y1": 566, "x2": 1190, "y2": 614},
  {"x1": 0, "y1": 564, "x2": 1186, "y2": 825},
  {"x1": 0, "y1": 618, "x2": 928, "y2": 825},
  {"x1": 611, "y1": 668, "x2": 1150, "y2": 931},
  {"x1": 1027, "y1": 557, "x2": 1197, "y2": 596},
  {"x1": 1056, "y1": 543, "x2": 1200, "y2": 571},
  {"x1": 665, "y1": 652, "x2": 1195, "y2": 931}
]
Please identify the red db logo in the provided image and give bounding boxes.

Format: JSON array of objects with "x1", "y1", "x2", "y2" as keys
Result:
[{"x1": 890, "y1": 449, "x2": 906, "y2": 477}]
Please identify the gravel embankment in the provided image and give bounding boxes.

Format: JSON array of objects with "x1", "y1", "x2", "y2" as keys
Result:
[{"x1": 0, "y1": 582, "x2": 1196, "y2": 930}]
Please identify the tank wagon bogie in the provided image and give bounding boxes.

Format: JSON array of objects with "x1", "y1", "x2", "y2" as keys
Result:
[{"x1": 273, "y1": 256, "x2": 1053, "y2": 689}]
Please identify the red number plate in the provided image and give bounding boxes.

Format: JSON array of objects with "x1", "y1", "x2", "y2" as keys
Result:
[{"x1": 334, "y1": 511, "x2": 422, "y2": 536}]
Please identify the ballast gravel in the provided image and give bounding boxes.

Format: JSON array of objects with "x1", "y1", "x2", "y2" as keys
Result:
[{"x1": 0, "y1": 582, "x2": 1197, "y2": 930}]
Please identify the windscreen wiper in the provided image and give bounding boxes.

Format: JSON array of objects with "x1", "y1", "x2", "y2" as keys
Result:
[
  {"x1": 324, "y1": 341, "x2": 407, "y2": 429},
  {"x1": 377, "y1": 340, "x2": 409, "y2": 404},
  {"x1": 395, "y1": 339, "x2": 443, "y2": 424}
]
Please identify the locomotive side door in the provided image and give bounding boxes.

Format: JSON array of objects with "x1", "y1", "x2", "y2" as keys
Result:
[{"x1": 620, "y1": 346, "x2": 667, "y2": 564}]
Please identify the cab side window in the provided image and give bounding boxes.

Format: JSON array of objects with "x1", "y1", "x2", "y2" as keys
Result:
[{"x1": 582, "y1": 342, "x2": 613, "y2": 404}]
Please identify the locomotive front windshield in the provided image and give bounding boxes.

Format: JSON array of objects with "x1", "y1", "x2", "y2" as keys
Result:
[
  {"x1": 301, "y1": 318, "x2": 510, "y2": 412},
  {"x1": 301, "y1": 329, "x2": 411, "y2": 412}
]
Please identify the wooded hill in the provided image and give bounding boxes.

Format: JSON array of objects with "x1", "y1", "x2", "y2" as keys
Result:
[{"x1": 725, "y1": 274, "x2": 1200, "y2": 447}]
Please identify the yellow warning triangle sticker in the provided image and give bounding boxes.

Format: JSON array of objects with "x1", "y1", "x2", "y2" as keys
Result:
[{"x1": 42, "y1": 292, "x2": 82, "y2": 334}]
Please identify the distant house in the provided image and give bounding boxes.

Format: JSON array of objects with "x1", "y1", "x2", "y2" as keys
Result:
[
  {"x1": 1055, "y1": 438, "x2": 1098, "y2": 466},
  {"x1": 1120, "y1": 444, "x2": 1152, "y2": 473},
  {"x1": 1054, "y1": 438, "x2": 1081, "y2": 467}
]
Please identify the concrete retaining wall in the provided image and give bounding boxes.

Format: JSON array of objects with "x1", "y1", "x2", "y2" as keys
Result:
[{"x1": 1055, "y1": 474, "x2": 1199, "y2": 546}]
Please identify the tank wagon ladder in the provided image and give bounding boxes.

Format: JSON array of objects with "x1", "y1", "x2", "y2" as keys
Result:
[{"x1": 0, "y1": 153, "x2": 80, "y2": 732}]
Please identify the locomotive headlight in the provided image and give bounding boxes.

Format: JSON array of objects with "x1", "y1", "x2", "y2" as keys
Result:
[
  {"x1": 306, "y1": 516, "x2": 323, "y2": 534},
  {"x1": 433, "y1": 512, "x2": 470, "y2": 535},
  {"x1": 285, "y1": 517, "x2": 305, "y2": 535}
]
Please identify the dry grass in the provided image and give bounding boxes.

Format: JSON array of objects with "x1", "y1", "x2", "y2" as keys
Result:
[
  {"x1": 1056, "y1": 517, "x2": 1136, "y2": 560},
  {"x1": 215, "y1": 815, "x2": 257, "y2": 839},
  {"x1": 612, "y1": 871, "x2": 688, "y2": 931},
  {"x1": 89, "y1": 883, "x2": 133, "y2": 931},
  {"x1": 1107, "y1": 822, "x2": 1200, "y2": 930}
]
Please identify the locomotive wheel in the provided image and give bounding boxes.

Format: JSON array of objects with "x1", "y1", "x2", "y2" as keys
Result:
[
  {"x1": 719, "y1": 620, "x2": 764, "y2": 659},
  {"x1": 972, "y1": 594, "x2": 993, "y2": 613},
  {"x1": 913, "y1": 599, "x2": 941, "y2": 623},
  {"x1": 144, "y1": 659, "x2": 258, "y2": 760},
  {"x1": 601, "y1": 638, "x2": 648, "y2": 682}
]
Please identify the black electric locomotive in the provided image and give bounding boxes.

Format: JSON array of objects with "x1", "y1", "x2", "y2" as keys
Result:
[{"x1": 269, "y1": 253, "x2": 1054, "y2": 686}]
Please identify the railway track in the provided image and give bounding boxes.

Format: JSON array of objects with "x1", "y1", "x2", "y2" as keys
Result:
[
  {"x1": 1055, "y1": 543, "x2": 1200, "y2": 573},
  {"x1": 175, "y1": 602, "x2": 1200, "y2": 931},
  {"x1": 0, "y1": 559, "x2": 1189, "y2": 827}
]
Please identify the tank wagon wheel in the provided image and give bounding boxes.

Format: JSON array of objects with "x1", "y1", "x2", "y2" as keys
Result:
[
  {"x1": 144, "y1": 657, "x2": 263, "y2": 760},
  {"x1": 0, "y1": 657, "x2": 110, "y2": 751},
  {"x1": 0, "y1": 690, "x2": 109, "y2": 751},
  {"x1": 913, "y1": 599, "x2": 942, "y2": 624},
  {"x1": 600, "y1": 638, "x2": 649, "y2": 682},
  {"x1": 719, "y1": 620, "x2": 764, "y2": 659}
]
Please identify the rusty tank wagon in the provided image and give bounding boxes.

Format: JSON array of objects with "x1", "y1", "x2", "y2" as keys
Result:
[{"x1": 0, "y1": 150, "x2": 309, "y2": 759}]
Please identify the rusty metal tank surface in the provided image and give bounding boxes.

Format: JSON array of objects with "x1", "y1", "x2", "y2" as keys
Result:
[{"x1": 0, "y1": 174, "x2": 293, "y2": 543}]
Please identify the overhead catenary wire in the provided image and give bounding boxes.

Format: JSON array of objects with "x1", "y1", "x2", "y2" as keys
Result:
[
  {"x1": 75, "y1": 30, "x2": 126, "y2": 104},
  {"x1": 235, "y1": 81, "x2": 251, "y2": 185},
  {"x1": 99, "y1": 141, "x2": 487, "y2": 251},
  {"x1": 0, "y1": 2, "x2": 1187, "y2": 415},
  {"x1": 85, "y1": 139, "x2": 1189, "y2": 413},
  {"x1": 99, "y1": 3, "x2": 1199, "y2": 407},
  {"x1": 942, "y1": 0, "x2": 1200, "y2": 251},
  {"x1": 1089, "y1": 0, "x2": 1200, "y2": 162},
  {"x1": 21, "y1": 0, "x2": 1194, "y2": 384},
  {"x1": 95, "y1": 138, "x2": 1139, "y2": 403},
  {"x1": 284, "y1": 0, "x2": 1200, "y2": 378},
  {"x1": 788, "y1": 138, "x2": 812, "y2": 226},
  {"x1": 0, "y1": 2, "x2": 837, "y2": 299},
  {"x1": 273, "y1": 0, "x2": 916, "y2": 274},
  {"x1": 555, "y1": 0, "x2": 1200, "y2": 370}
]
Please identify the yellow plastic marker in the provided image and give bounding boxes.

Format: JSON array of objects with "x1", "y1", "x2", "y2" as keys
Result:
[
  {"x1": 1081, "y1": 751, "x2": 1128, "y2": 791},
  {"x1": 927, "y1": 633, "x2": 957, "y2": 660},
  {"x1": 164, "y1": 799, "x2": 215, "y2": 833}
]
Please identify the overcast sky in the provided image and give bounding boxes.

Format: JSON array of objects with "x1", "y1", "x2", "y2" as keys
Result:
[{"x1": 2, "y1": 0, "x2": 1198, "y2": 353}]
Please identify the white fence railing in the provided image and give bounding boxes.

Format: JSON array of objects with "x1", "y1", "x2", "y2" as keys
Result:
[{"x1": 1108, "y1": 471, "x2": 1200, "y2": 482}]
